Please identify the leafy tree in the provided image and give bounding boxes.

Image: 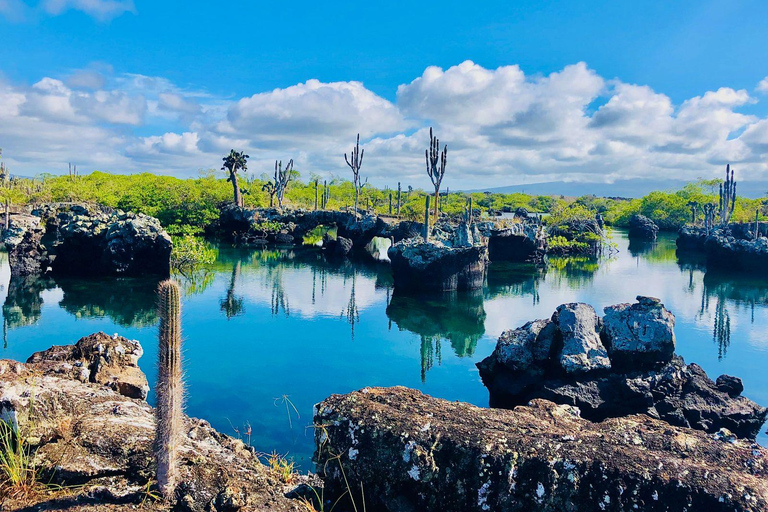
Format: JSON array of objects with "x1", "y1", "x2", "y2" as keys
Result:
[{"x1": 222, "y1": 150, "x2": 249, "y2": 207}]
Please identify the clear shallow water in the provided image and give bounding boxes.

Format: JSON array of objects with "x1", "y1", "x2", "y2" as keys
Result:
[{"x1": 1, "y1": 229, "x2": 766, "y2": 470}]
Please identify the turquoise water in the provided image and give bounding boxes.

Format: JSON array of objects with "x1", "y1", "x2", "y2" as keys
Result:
[{"x1": 1, "y1": 229, "x2": 767, "y2": 469}]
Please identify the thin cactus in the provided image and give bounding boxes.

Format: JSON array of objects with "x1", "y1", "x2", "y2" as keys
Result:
[
  {"x1": 423, "y1": 195, "x2": 431, "y2": 241},
  {"x1": 687, "y1": 200, "x2": 699, "y2": 225},
  {"x1": 344, "y1": 134, "x2": 367, "y2": 220},
  {"x1": 718, "y1": 164, "x2": 736, "y2": 226},
  {"x1": 155, "y1": 280, "x2": 184, "y2": 501},
  {"x1": 703, "y1": 203, "x2": 716, "y2": 235},
  {"x1": 273, "y1": 159, "x2": 294, "y2": 209},
  {"x1": 425, "y1": 127, "x2": 447, "y2": 223},
  {"x1": 396, "y1": 182, "x2": 401, "y2": 218},
  {"x1": 755, "y1": 209, "x2": 760, "y2": 240}
]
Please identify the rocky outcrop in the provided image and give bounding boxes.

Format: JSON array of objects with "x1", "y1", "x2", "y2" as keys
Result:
[
  {"x1": 628, "y1": 214, "x2": 659, "y2": 240},
  {"x1": 0, "y1": 338, "x2": 306, "y2": 511},
  {"x1": 26, "y1": 332, "x2": 149, "y2": 400},
  {"x1": 677, "y1": 224, "x2": 768, "y2": 272},
  {"x1": 482, "y1": 222, "x2": 546, "y2": 262},
  {"x1": 477, "y1": 297, "x2": 767, "y2": 439},
  {"x1": 324, "y1": 235, "x2": 353, "y2": 259},
  {"x1": 314, "y1": 386, "x2": 768, "y2": 512},
  {"x1": 2, "y1": 203, "x2": 172, "y2": 278},
  {"x1": 388, "y1": 239, "x2": 488, "y2": 292}
]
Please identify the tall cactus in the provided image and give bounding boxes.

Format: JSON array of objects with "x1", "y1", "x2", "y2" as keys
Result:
[
  {"x1": 155, "y1": 280, "x2": 184, "y2": 500},
  {"x1": 426, "y1": 128, "x2": 448, "y2": 223},
  {"x1": 344, "y1": 133, "x2": 367, "y2": 220},
  {"x1": 719, "y1": 164, "x2": 736, "y2": 226}
]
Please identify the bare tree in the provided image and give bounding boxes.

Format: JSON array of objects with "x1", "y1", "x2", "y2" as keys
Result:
[
  {"x1": 425, "y1": 128, "x2": 447, "y2": 222},
  {"x1": 345, "y1": 134, "x2": 367, "y2": 219}
]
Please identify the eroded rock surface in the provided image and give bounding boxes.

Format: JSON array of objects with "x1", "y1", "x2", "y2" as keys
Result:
[
  {"x1": 628, "y1": 214, "x2": 659, "y2": 241},
  {"x1": 388, "y1": 239, "x2": 488, "y2": 292},
  {"x1": 314, "y1": 386, "x2": 768, "y2": 512},
  {"x1": 27, "y1": 331, "x2": 149, "y2": 399},
  {"x1": 2, "y1": 203, "x2": 171, "y2": 277},
  {"x1": 0, "y1": 338, "x2": 306, "y2": 512},
  {"x1": 477, "y1": 297, "x2": 767, "y2": 439}
]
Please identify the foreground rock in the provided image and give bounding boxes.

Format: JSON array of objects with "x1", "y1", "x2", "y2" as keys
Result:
[
  {"x1": 477, "y1": 296, "x2": 767, "y2": 439},
  {"x1": 2, "y1": 203, "x2": 172, "y2": 277},
  {"x1": 26, "y1": 331, "x2": 149, "y2": 399},
  {"x1": 628, "y1": 214, "x2": 659, "y2": 241},
  {"x1": 0, "y1": 337, "x2": 305, "y2": 511},
  {"x1": 314, "y1": 386, "x2": 768, "y2": 512}
]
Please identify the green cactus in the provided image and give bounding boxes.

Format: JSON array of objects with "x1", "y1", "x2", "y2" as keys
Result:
[{"x1": 155, "y1": 280, "x2": 184, "y2": 500}]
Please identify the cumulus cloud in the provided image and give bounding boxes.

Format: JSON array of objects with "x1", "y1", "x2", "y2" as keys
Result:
[
  {"x1": 222, "y1": 79, "x2": 406, "y2": 145},
  {"x1": 758, "y1": 77, "x2": 768, "y2": 94},
  {"x1": 41, "y1": 0, "x2": 135, "y2": 21},
  {"x1": 2, "y1": 61, "x2": 768, "y2": 188}
]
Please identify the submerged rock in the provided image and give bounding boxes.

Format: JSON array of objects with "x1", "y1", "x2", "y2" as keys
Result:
[
  {"x1": 477, "y1": 297, "x2": 767, "y2": 439},
  {"x1": 0, "y1": 339, "x2": 306, "y2": 512},
  {"x1": 628, "y1": 214, "x2": 659, "y2": 240},
  {"x1": 314, "y1": 386, "x2": 768, "y2": 512}
]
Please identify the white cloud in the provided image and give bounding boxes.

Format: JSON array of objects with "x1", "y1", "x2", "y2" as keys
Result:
[
  {"x1": 222, "y1": 79, "x2": 406, "y2": 145},
  {"x1": 41, "y1": 0, "x2": 135, "y2": 21},
  {"x1": 2, "y1": 61, "x2": 768, "y2": 188},
  {"x1": 0, "y1": 0, "x2": 26, "y2": 21},
  {"x1": 757, "y1": 77, "x2": 768, "y2": 94}
]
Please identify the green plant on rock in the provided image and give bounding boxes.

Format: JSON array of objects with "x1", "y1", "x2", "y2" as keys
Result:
[
  {"x1": 170, "y1": 236, "x2": 217, "y2": 275},
  {"x1": 155, "y1": 280, "x2": 184, "y2": 501},
  {"x1": 0, "y1": 420, "x2": 40, "y2": 500}
]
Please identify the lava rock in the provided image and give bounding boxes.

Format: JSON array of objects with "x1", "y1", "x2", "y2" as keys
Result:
[
  {"x1": 477, "y1": 297, "x2": 768, "y2": 440},
  {"x1": 602, "y1": 295, "x2": 676, "y2": 370},
  {"x1": 388, "y1": 239, "x2": 488, "y2": 292},
  {"x1": 553, "y1": 303, "x2": 611, "y2": 374},
  {"x1": 27, "y1": 331, "x2": 149, "y2": 399},
  {"x1": 716, "y1": 374, "x2": 745, "y2": 396},
  {"x1": 314, "y1": 386, "x2": 768, "y2": 512},
  {"x1": 628, "y1": 214, "x2": 659, "y2": 240}
]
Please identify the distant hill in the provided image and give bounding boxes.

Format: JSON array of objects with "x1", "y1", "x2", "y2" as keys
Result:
[{"x1": 465, "y1": 179, "x2": 768, "y2": 199}]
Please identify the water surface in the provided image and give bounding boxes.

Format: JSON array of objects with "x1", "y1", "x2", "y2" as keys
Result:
[{"x1": 2, "y1": 229, "x2": 766, "y2": 469}]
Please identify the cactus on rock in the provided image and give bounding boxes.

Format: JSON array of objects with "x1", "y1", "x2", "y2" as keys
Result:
[
  {"x1": 719, "y1": 164, "x2": 736, "y2": 226},
  {"x1": 155, "y1": 280, "x2": 184, "y2": 500}
]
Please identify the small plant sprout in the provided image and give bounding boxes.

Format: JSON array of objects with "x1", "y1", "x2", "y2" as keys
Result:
[{"x1": 274, "y1": 394, "x2": 301, "y2": 429}]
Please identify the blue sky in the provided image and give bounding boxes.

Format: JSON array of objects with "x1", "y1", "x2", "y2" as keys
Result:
[{"x1": 1, "y1": 0, "x2": 768, "y2": 190}]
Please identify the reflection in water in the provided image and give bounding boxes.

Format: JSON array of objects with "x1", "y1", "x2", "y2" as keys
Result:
[
  {"x1": 3, "y1": 275, "x2": 53, "y2": 329},
  {"x1": 485, "y1": 263, "x2": 542, "y2": 305},
  {"x1": 386, "y1": 291, "x2": 486, "y2": 381},
  {"x1": 2, "y1": 273, "x2": 160, "y2": 331},
  {"x1": 57, "y1": 277, "x2": 160, "y2": 327},
  {"x1": 341, "y1": 273, "x2": 360, "y2": 339},
  {"x1": 697, "y1": 271, "x2": 768, "y2": 359},
  {"x1": 545, "y1": 255, "x2": 604, "y2": 287},
  {"x1": 220, "y1": 260, "x2": 245, "y2": 319}
]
